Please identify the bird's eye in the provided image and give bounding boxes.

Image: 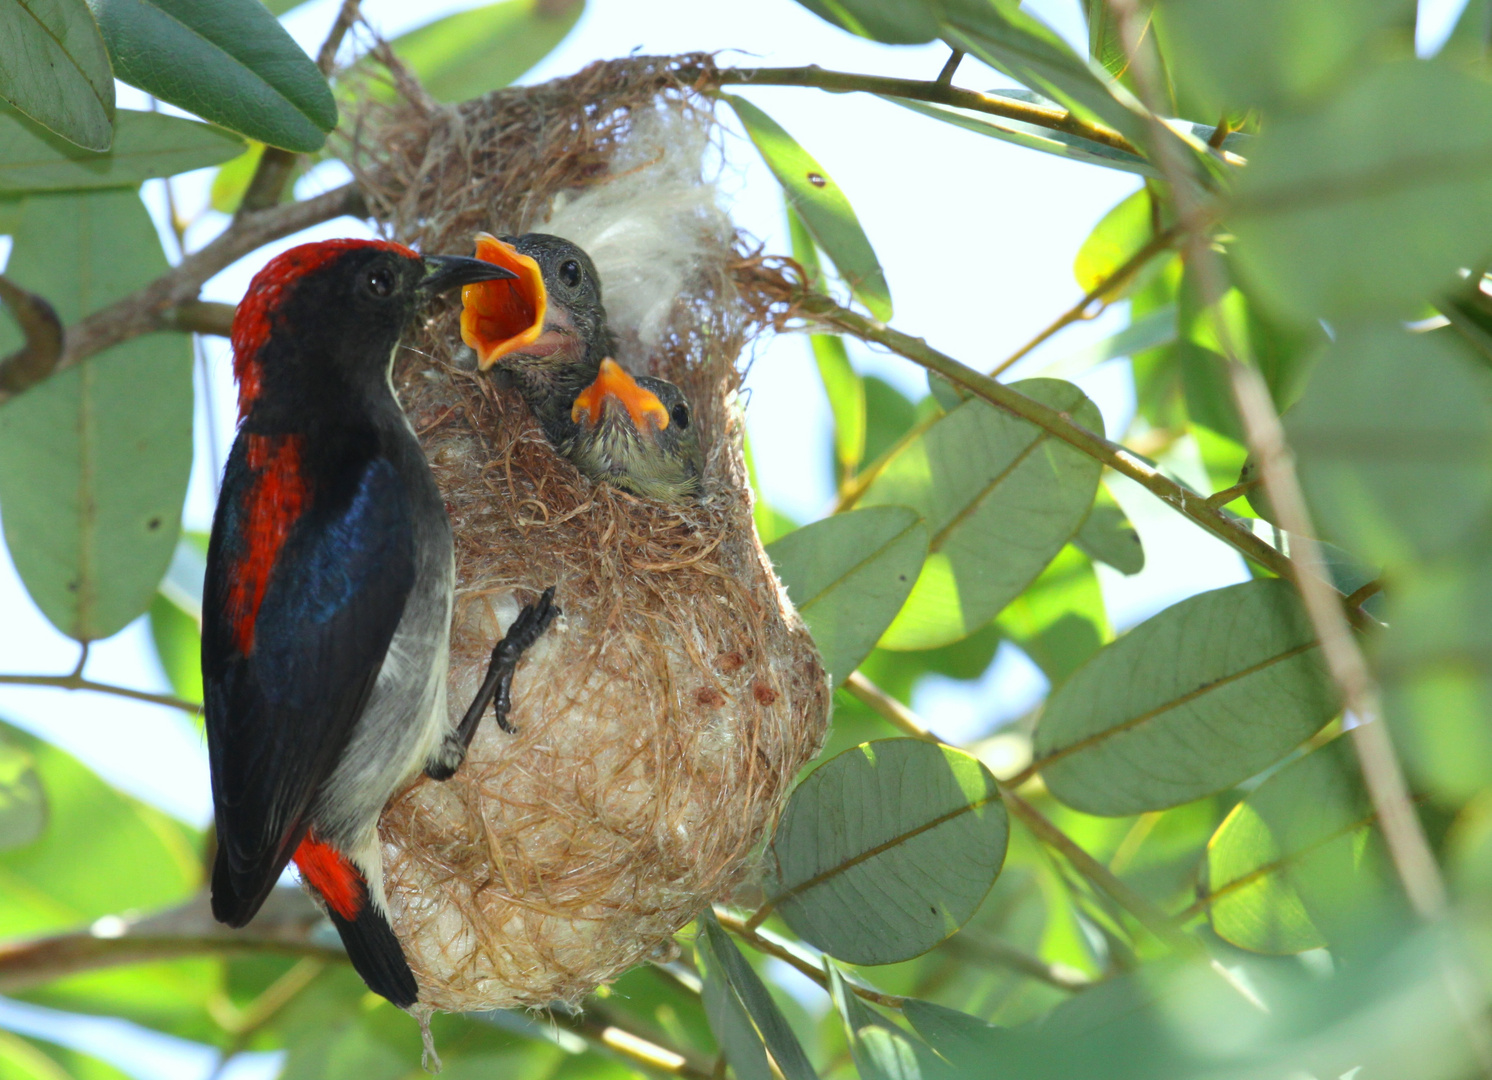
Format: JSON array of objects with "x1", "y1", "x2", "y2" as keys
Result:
[
  {"x1": 365, "y1": 268, "x2": 396, "y2": 298},
  {"x1": 558, "y1": 259, "x2": 582, "y2": 288},
  {"x1": 670, "y1": 402, "x2": 690, "y2": 430}
]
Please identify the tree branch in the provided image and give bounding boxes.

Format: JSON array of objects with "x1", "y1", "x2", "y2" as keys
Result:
[
  {"x1": 0, "y1": 275, "x2": 63, "y2": 402},
  {"x1": 712, "y1": 907, "x2": 905, "y2": 1009},
  {"x1": 0, "y1": 673, "x2": 198, "y2": 713},
  {"x1": 0, "y1": 891, "x2": 337, "y2": 994},
  {"x1": 795, "y1": 289, "x2": 1365, "y2": 621},
  {"x1": 56, "y1": 183, "x2": 365, "y2": 374},
  {"x1": 161, "y1": 300, "x2": 237, "y2": 338},
  {"x1": 700, "y1": 64, "x2": 1140, "y2": 155}
]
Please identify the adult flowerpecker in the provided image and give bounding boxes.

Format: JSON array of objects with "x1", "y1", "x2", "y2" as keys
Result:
[{"x1": 203, "y1": 238, "x2": 554, "y2": 1008}]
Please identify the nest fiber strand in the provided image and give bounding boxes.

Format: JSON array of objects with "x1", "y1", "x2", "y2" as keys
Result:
[{"x1": 349, "y1": 56, "x2": 830, "y2": 1012}]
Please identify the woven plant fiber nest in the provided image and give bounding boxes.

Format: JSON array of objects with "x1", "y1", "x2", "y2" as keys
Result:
[{"x1": 347, "y1": 54, "x2": 831, "y2": 1013}]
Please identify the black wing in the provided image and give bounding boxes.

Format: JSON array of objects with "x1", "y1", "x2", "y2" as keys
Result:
[{"x1": 203, "y1": 440, "x2": 416, "y2": 926}]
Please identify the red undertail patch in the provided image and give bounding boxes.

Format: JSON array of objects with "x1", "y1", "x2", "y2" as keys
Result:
[
  {"x1": 293, "y1": 833, "x2": 365, "y2": 921},
  {"x1": 224, "y1": 434, "x2": 310, "y2": 654}
]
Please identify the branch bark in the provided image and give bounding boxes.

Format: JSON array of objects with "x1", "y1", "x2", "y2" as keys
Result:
[
  {"x1": 795, "y1": 289, "x2": 1369, "y2": 624},
  {"x1": 56, "y1": 183, "x2": 365, "y2": 375},
  {"x1": 0, "y1": 275, "x2": 63, "y2": 401},
  {"x1": 699, "y1": 64, "x2": 1140, "y2": 155}
]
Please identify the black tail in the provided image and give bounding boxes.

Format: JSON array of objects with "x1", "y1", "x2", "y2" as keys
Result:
[
  {"x1": 329, "y1": 901, "x2": 419, "y2": 1008},
  {"x1": 211, "y1": 839, "x2": 298, "y2": 929}
]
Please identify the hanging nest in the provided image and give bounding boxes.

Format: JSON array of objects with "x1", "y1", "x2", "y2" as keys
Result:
[{"x1": 344, "y1": 53, "x2": 831, "y2": 1013}]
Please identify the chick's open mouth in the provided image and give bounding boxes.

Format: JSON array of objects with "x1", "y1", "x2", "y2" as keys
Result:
[{"x1": 460, "y1": 233, "x2": 546, "y2": 369}]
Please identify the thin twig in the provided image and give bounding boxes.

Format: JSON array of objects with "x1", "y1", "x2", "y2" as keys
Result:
[
  {"x1": 943, "y1": 935, "x2": 1092, "y2": 991},
  {"x1": 0, "y1": 275, "x2": 63, "y2": 401},
  {"x1": 935, "y1": 49, "x2": 965, "y2": 86},
  {"x1": 1203, "y1": 477, "x2": 1258, "y2": 510},
  {"x1": 990, "y1": 225, "x2": 1179, "y2": 376},
  {"x1": 0, "y1": 673, "x2": 197, "y2": 713},
  {"x1": 162, "y1": 300, "x2": 237, "y2": 338},
  {"x1": 700, "y1": 64, "x2": 1140, "y2": 155},
  {"x1": 796, "y1": 290, "x2": 1363, "y2": 617},
  {"x1": 833, "y1": 225, "x2": 1178, "y2": 512},
  {"x1": 56, "y1": 183, "x2": 365, "y2": 374},
  {"x1": 712, "y1": 908, "x2": 905, "y2": 1009},
  {"x1": 1001, "y1": 787, "x2": 1199, "y2": 955},
  {"x1": 844, "y1": 672, "x2": 939, "y2": 742}
]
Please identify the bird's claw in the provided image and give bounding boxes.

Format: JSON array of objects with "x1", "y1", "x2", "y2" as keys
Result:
[{"x1": 447, "y1": 586, "x2": 560, "y2": 756}]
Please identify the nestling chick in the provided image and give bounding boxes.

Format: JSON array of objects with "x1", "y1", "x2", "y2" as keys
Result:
[
  {"x1": 461, "y1": 232, "x2": 703, "y2": 502},
  {"x1": 566, "y1": 358, "x2": 701, "y2": 503},
  {"x1": 460, "y1": 232, "x2": 609, "y2": 446}
]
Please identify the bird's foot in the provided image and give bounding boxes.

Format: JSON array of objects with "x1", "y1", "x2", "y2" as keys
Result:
[{"x1": 428, "y1": 587, "x2": 559, "y2": 780}]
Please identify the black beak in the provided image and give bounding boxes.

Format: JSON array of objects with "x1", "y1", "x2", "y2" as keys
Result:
[{"x1": 419, "y1": 254, "x2": 517, "y2": 294}]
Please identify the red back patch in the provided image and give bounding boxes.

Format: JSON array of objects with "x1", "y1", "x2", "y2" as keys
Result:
[
  {"x1": 294, "y1": 832, "x2": 364, "y2": 920},
  {"x1": 224, "y1": 434, "x2": 311, "y2": 654}
]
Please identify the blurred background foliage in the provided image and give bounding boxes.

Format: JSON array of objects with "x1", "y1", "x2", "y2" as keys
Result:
[{"x1": 3, "y1": 0, "x2": 1492, "y2": 1077}]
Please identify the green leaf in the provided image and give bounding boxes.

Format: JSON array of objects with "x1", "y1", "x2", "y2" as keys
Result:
[
  {"x1": 862, "y1": 379, "x2": 1103, "y2": 650},
  {"x1": 1072, "y1": 484, "x2": 1144, "y2": 575},
  {"x1": 884, "y1": 95, "x2": 1154, "y2": 177},
  {"x1": 389, "y1": 0, "x2": 584, "y2": 103},
  {"x1": 0, "y1": 104, "x2": 243, "y2": 193},
  {"x1": 87, "y1": 0, "x2": 337, "y2": 152},
  {"x1": 0, "y1": 0, "x2": 114, "y2": 152},
  {"x1": 826, "y1": 964, "x2": 948, "y2": 1080},
  {"x1": 0, "y1": 719, "x2": 199, "y2": 937},
  {"x1": 725, "y1": 95, "x2": 891, "y2": 320},
  {"x1": 996, "y1": 544, "x2": 1110, "y2": 684},
  {"x1": 792, "y1": 0, "x2": 937, "y2": 43},
  {"x1": 0, "y1": 189, "x2": 193, "y2": 641},
  {"x1": 1206, "y1": 736, "x2": 1401, "y2": 954},
  {"x1": 0, "y1": 1033, "x2": 132, "y2": 1080},
  {"x1": 698, "y1": 913, "x2": 819, "y2": 1080},
  {"x1": 1287, "y1": 322, "x2": 1492, "y2": 566},
  {"x1": 1029, "y1": 304, "x2": 1178, "y2": 380},
  {"x1": 931, "y1": 0, "x2": 1150, "y2": 146},
  {"x1": 149, "y1": 594, "x2": 202, "y2": 705},
  {"x1": 1381, "y1": 558, "x2": 1492, "y2": 803},
  {"x1": 861, "y1": 375, "x2": 919, "y2": 466},
  {"x1": 0, "y1": 736, "x2": 45, "y2": 851},
  {"x1": 1153, "y1": 0, "x2": 1411, "y2": 115},
  {"x1": 764, "y1": 738, "x2": 1009, "y2": 965},
  {"x1": 1229, "y1": 60, "x2": 1492, "y2": 321},
  {"x1": 697, "y1": 929, "x2": 773, "y2": 1080},
  {"x1": 901, "y1": 999, "x2": 1019, "y2": 1074},
  {"x1": 789, "y1": 203, "x2": 867, "y2": 479},
  {"x1": 208, "y1": 139, "x2": 299, "y2": 213},
  {"x1": 767, "y1": 506, "x2": 929, "y2": 686},
  {"x1": 1033, "y1": 579, "x2": 1338, "y2": 816},
  {"x1": 1074, "y1": 189, "x2": 1154, "y2": 293}
]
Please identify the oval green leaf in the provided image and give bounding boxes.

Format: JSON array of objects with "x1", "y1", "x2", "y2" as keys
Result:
[
  {"x1": 0, "y1": 189, "x2": 193, "y2": 641},
  {"x1": 884, "y1": 95, "x2": 1154, "y2": 177},
  {"x1": 764, "y1": 738, "x2": 1009, "y2": 965},
  {"x1": 827, "y1": 964, "x2": 947, "y2": 1080},
  {"x1": 725, "y1": 94, "x2": 891, "y2": 320},
  {"x1": 0, "y1": 105, "x2": 243, "y2": 192},
  {"x1": 862, "y1": 378, "x2": 1104, "y2": 651},
  {"x1": 792, "y1": 0, "x2": 938, "y2": 43},
  {"x1": 87, "y1": 0, "x2": 337, "y2": 152},
  {"x1": 0, "y1": 0, "x2": 114, "y2": 152},
  {"x1": 0, "y1": 737, "x2": 45, "y2": 852},
  {"x1": 1072, "y1": 484, "x2": 1144, "y2": 575},
  {"x1": 0, "y1": 720, "x2": 199, "y2": 938},
  {"x1": 1073, "y1": 188, "x2": 1154, "y2": 294},
  {"x1": 1287, "y1": 322, "x2": 1492, "y2": 566},
  {"x1": 767, "y1": 506, "x2": 929, "y2": 686},
  {"x1": 390, "y1": 0, "x2": 585, "y2": 103},
  {"x1": 696, "y1": 919, "x2": 775, "y2": 1080},
  {"x1": 932, "y1": 0, "x2": 1149, "y2": 146},
  {"x1": 1230, "y1": 61, "x2": 1492, "y2": 321},
  {"x1": 1206, "y1": 736, "x2": 1401, "y2": 954},
  {"x1": 1033, "y1": 578, "x2": 1338, "y2": 816},
  {"x1": 698, "y1": 913, "x2": 819, "y2": 1080}
]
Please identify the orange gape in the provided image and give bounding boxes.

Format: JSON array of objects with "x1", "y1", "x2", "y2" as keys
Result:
[
  {"x1": 293, "y1": 833, "x2": 363, "y2": 920},
  {"x1": 460, "y1": 233, "x2": 546, "y2": 368},
  {"x1": 572, "y1": 358, "x2": 671, "y2": 431},
  {"x1": 224, "y1": 434, "x2": 311, "y2": 655}
]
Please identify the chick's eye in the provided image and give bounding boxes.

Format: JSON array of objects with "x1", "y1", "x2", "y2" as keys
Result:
[
  {"x1": 670, "y1": 402, "x2": 690, "y2": 430},
  {"x1": 558, "y1": 259, "x2": 582, "y2": 288},
  {"x1": 365, "y1": 268, "x2": 395, "y2": 298}
]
